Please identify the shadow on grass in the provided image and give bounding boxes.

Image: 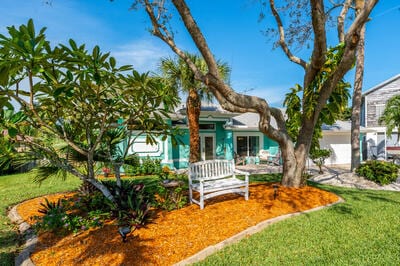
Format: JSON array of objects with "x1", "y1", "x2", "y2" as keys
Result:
[{"x1": 0, "y1": 230, "x2": 19, "y2": 266}]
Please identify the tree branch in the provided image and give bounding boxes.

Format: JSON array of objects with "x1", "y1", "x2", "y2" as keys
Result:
[
  {"x1": 313, "y1": 0, "x2": 377, "y2": 124},
  {"x1": 143, "y1": 1, "x2": 205, "y2": 81},
  {"x1": 304, "y1": 0, "x2": 327, "y2": 90},
  {"x1": 337, "y1": 0, "x2": 352, "y2": 42},
  {"x1": 171, "y1": 0, "x2": 220, "y2": 76},
  {"x1": 269, "y1": 0, "x2": 307, "y2": 69}
]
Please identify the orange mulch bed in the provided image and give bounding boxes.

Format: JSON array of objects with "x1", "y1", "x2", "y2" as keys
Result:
[{"x1": 17, "y1": 183, "x2": 339, "y2": 266}]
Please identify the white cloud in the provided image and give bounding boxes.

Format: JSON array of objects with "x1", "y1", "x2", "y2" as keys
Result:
[{"x1": 112, "y1": 39, "x2": 172, "y2": 73}]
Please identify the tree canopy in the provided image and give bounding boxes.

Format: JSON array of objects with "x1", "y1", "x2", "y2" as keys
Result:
[
  {"x1": 0, "y1": 19, "x2": 180, "y2": 200},
  {"x1": 132, "y1": 0, "x2": 377, "y2": 187}
]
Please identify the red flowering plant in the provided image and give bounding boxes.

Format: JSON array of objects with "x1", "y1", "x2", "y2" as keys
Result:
[{"x1": 102, "y1": 167, "x2": 111, "y2": 177}]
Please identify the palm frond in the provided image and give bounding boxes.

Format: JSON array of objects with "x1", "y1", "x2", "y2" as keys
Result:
[{"x1": 32, "y1": 165, "x2": 68, "y2": 184}]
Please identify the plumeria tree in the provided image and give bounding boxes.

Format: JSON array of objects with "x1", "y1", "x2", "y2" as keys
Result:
[
  {"x1": 0, "y1": 20, "x2": 179, "y2": 201},
  {"x1": 131, "y1": 0, "x2": 377, "y2": 187}
]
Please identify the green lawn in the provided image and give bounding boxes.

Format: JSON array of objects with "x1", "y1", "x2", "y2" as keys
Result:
[
  {"x1": 196, "y1": 183, "x2": 400, "y2": 265},
  {"x1": 2, "y1": 172, "x2": 400, "y2": 265},
  {"x1": 0, "y1": 172, "x2": 81, "y2": 266}
]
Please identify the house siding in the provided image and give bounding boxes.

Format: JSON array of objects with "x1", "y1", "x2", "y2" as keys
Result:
[{"x1": 364, "y1": 77, "x2": 400, "y2": 127}]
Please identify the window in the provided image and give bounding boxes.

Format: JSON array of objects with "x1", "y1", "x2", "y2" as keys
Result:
[
  {"x1": 236, "y1": 135, "x2": 260, "y2": 157},
  {"x1": 376, "y1": 104, "x2": 385, "y2": 120},
  {"x1": 199, "y1": 123, "x2": 215, "y2": 130}
]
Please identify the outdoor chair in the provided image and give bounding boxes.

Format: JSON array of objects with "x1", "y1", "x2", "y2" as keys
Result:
[{"x1": 259, "y1": 149, "x2": 281, "y2": 166}]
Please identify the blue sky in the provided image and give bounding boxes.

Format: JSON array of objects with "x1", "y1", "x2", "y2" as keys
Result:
[{"x1": 1, "y1": 0, "x2": 399, "y2": 107}]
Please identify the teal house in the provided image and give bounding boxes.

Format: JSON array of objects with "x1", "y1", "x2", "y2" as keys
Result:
[{"x1": 125, "y1": 104, "x2": 279, "y2": 169}]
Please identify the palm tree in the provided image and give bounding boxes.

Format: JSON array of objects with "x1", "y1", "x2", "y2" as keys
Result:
[
  {"x1": 380, "y1": 95, "x2": 400, "y2": 144},
  {"x1": 159, "y1": 53, "x2": 230, "y2": 163}
]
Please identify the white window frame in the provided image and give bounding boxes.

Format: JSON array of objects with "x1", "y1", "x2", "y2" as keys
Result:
[
  {"x1": 200, "y1": 132, "x2": 216, "y2": 160},
  {"x1": 233, "y1": 132, "x2": 264, "y2": 157}
]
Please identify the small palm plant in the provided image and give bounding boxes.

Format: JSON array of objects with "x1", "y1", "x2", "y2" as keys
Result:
[{"x1": 379, "y1": 95, "x2": 400, "y2": 144}]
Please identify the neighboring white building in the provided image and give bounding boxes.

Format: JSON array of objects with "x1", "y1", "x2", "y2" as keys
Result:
[
  {"x1": 320, "y1": 121, "x2": 374, "y2": 165},
  {"x1": 234, "y1": 112, "x2": 371, "y2": 166}
]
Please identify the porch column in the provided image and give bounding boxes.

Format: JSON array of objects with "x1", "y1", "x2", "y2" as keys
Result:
[{"x1": 224, "y1": 130, "x2": 234, "y2": 160}]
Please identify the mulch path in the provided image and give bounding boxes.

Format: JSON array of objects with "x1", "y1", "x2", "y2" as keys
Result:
[{"x1": 16, "y1": 183, "x2": 339, "y2": 265}]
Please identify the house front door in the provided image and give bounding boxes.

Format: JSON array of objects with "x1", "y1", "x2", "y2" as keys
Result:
[{"x1": 200, "y1": 133, "x2": 215, "y2": 160}]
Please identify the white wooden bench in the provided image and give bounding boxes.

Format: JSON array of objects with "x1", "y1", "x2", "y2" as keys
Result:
[{"x1": 188, "y1": 159, "x2": 249, "y2": 209}]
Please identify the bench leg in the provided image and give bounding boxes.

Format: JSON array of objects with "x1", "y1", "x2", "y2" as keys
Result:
[
  {"x1": 245, "y1": 185, "x2": 249, "y2": 200},
  {"x1": 200, "y1": 192, "x2": 204, "y2": 209},
  {"x1": 199, "y1": 182, "x2": 205, "y2": 209},
  {"x1": 189, "y1": 186, "x2": 193, "y2": 204}
]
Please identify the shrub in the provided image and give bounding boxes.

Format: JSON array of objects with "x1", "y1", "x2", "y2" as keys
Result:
[
  {"x1": 32, "y1": 199, "x2": 109, "y2": 235},
  {"x1": 156, "y1": 185, "x2": 188, "y2": 211},
  {"x1": 32, "y1": 198, "x2": 67, "y2": 233},
  {"x1": 356, "y1": 160, "x2": 400, "y2": 185},
  {"x1": 68, "y1": 191, "x2": 111, "y2": 214},
  {"x1": 123, "y1": 154, "x2": 141, "y2": 175},
  {"x1": 141, "y1": 156, "x2": 162, "y2": 175},
  {"x1": 156, "y1": 173, "x2": 188, "y2": 211},
  {"x1": 309, "y1": 148, "x2": 332, "y2": 174},
  {"x1": 123, "y1": 155, "x2": 162, "y2": 176},
  {"x1": 101, "y1": 180, "x2": 152, "y2": 228}
]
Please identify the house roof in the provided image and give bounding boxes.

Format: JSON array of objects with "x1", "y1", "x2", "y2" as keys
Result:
[
  {"x1": 176, "y1": 103, "x2": 375, "y2": 134},
  {"x1": 176, "y1": 103, "x2": 239, "y2": 120},
  {"x1": 362, "y1": 73, "x2": 400, "y2": 97},
  {"x1": 231, "y1": 112, "x2": 278, "y2": 129},
  {"x1": 233, "y1": 114, "x2": 375, "y2": 134},
  {"x1": 321, "y1": 120, "x2": 374, "y2": 134}
]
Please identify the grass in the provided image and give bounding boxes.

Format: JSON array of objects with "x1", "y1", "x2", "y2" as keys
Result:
[
  {"x1": 196, "y1": 183, "x2": 400, "y2": 265},
  {"x1": 0, "y1": 171, "x2": 82, "y2": 266},
  {"x1": 2, "y1": 172, "x2": 400, "y2": 265}
]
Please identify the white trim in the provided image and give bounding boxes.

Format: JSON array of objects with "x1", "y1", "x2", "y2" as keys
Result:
[
  {"x1": 200, "y1": 133, "x2": 216, "y2": 160},
  {"x1": 163, "y1": 137, "x2": 169, "y2": 163},
  {"x1": 130, "y1": 137, "x2": 164, "y2": 156},
  {"x1": 365, "y1": 95, "x2": 368, "y2": 128}
]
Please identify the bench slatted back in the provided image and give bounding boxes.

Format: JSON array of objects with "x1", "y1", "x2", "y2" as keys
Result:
[{"x1": 189, "y1": 159, "x2": 235, "y2": 181}]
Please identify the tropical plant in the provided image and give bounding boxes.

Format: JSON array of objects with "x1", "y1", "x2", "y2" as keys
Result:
[
  {"x1": 379, "y1": 95, "x2": 400, "y2": 143},
  {"x1": 101, "y1": 180, "x2": 153, "y2": 228},
  {"x1": 0, "y1": 19, "x2": 179, "y2": 203},
  {"x1": 356, "y1": 160, "x2": 400, "y2": 185},
  {"x1": 284, "y1": 44, "x2": 351, "y2": 156},
  {"x1": 159, "y1": 53, "x2": 230, "y2": 163},
  {"x1": 0, "y1": 109, "x2": 36, "y2": 173},
  {"x1": 156, "y1": 172, "x2": 188, "y2": 211},
  {"x1": 33, "y1": 205, "x2": 108, "y2": 235}
]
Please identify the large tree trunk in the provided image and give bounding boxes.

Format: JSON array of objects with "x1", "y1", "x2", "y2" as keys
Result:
[
  {"x1": 280, "y1": 139, "x2": 303, "y2": 187},
  {"x1": 285, "y1": 118, "x2": 316, "y2": 187},
  {"x1": 187, "y1": 88, "x2": 201, "y2": 163},
  {"x1": 351, "y1": 0, "x2": 366, "y2": 172}
]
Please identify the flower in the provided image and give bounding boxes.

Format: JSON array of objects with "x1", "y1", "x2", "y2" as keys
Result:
[{"x1": 102, "y1": 167, "x2": 111, "y2": 174}]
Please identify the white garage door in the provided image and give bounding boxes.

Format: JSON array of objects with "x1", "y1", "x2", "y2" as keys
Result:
[{"x1": 319, "y1": 134, "x2": 351, "y2": 165}]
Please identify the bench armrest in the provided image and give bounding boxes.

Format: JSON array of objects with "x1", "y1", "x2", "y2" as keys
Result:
[{"x1": 234, "y1": 169, "x2": 249, "y2": 176}]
